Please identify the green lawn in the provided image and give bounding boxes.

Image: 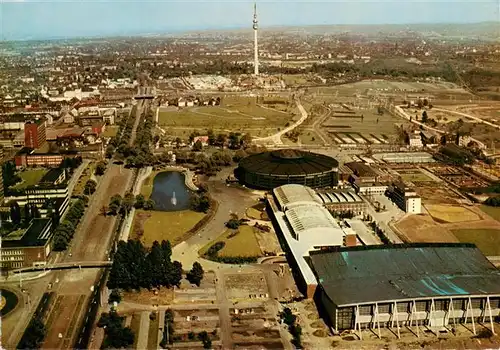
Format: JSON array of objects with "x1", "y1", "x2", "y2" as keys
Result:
[
  {"x1": 131, "y1": 210, "x2": 205, "y2": 247},
  {"x1": 140, "y1": 171, "x2": 159, "y2": 199},
  {"x1": 199, "y1": 225, "x2": 262, "y2": 258},
  {"x1": 480, "y1": 205, "x2": 500, "y2": 222},
  {"x1": 452, "y1": 228, "x2": 500, "y2": 256},
  {"x1": 102, "y1": 126, "x2": 119, "y2": 138},
  {"x1": 13, "y1": 169, "x2": 48, "y2": 189}
]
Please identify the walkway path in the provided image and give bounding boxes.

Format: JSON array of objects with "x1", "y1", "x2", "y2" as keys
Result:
[{"x1": 253, "y1": 98, "x2": 309, "y2": 145}]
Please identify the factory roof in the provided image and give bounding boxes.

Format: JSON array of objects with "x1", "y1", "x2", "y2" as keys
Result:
[
  {"x1": 285, "y1": 205, "x2": 339, "y2": 234},
  {"x1": 317, "y1": 190, "x2": 363, "y2": 205},
  {"x1": 310, "y1": 244, "x2": 500, "y2": 307},
  {"x1": 273, "y1": 184, "x2": 322, "y2": 210},
  {"x1": 372, "y1": 152, "x2": 435, "y2": 163}
]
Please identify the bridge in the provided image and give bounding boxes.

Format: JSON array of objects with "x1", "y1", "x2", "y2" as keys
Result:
[{"x1": 12, "y1": 261, "x2": 112, "y2": 274}]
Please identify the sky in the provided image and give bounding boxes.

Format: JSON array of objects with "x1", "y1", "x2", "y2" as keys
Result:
[{"x1": 0, "y1": 0, "x2": 499, "y2": 41}]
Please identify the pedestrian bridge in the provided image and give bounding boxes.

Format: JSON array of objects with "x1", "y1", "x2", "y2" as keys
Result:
[{"x1": 12, "y1": 261, "x2": 113, "y2": 274}]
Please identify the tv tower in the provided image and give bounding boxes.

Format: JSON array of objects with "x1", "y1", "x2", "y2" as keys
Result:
[{"x1": 253, "y1": 2, "x2": 259, "y2": 76}]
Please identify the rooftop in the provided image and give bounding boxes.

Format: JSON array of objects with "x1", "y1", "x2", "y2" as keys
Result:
[
  {"x1": 2, "y1": 218, "x2": 52, "y2": 248},
  {"x1": 273, "y1": 184, "x2": 322, "y2": 210},
  {"x1": 40, "y1": 168, "x2": 65, "y2": 184},
  {"x1": 309, "y1": 243, "x2": 500, "y2": 307}
]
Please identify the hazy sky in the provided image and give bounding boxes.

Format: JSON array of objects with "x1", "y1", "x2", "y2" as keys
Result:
[{"x1": 1, "y1": 0, "x2": 499, "y2": 40}]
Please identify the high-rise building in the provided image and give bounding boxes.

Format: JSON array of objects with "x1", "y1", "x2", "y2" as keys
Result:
[
  {"x1": 253, "y1": 3, "x2": 259, "y2": 76},
  {"x1": 24, "y1": 119, "x2": 46, "y2": 149}
]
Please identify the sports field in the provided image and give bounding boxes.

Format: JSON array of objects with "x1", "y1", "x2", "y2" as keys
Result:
[
  {"x1": 452, "y1": 228, "x2": 500, "y2": 256},
  {"x1": 158, "y1": 95, "x2": 298, "y2": 138}
]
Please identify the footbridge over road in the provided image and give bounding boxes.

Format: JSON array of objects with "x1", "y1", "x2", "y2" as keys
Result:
[
  {"x1": 134, "y1": 86, "x2": 156, "y2": 100},
  {"x1": 11, "y1": 261, "x2": 112, "y2": 274}
]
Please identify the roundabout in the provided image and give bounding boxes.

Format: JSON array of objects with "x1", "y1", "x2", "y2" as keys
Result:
[{"x1": 0, "y1": 288, "x2": 20, "y2": 317}]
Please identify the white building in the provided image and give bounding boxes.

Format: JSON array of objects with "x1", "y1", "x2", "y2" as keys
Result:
[
  {"x1": 387, "y1": 181, "x2": 422, "y2": 214},
  {"x1": 268, "y1": 184, "x2": 350, "y2": 298}
]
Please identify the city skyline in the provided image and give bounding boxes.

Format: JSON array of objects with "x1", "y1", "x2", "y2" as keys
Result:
[{"x1": 1, "y1": 0, "x2": 499, "y2": 41}]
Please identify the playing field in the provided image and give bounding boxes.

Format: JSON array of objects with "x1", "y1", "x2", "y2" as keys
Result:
[
  {"x1": 13, "y1": 169, "x2": 48, "y2": 189},
  {"x1": 200, "y1": 225, "x2": 262, "y2": 258},
  {"x1": 397, "y1": 169, "x2": 434, "y2": 183},
  {"x1": 101, "y1": 126, "x2": 119, "y2": 138},
  {"x1": 158, "y1": 95, "x2": 297, "y2": 138},
  {"x1": 425, "y1": 204, "x2": 481, "y2": 223},
  {"x1": 131, "y1": 210, "x2": 205, "y2": 247},
  {"x1": 452, "y1": 228, "x2": 500, "y2": 256}
]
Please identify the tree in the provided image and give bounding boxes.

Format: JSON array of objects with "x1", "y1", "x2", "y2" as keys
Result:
[
  {"x1": 198, "y1": 331, "x2": 212, "y2": 349},
  {"x1": 134, "y1": 194, "x2": 145, "y2": 209},
  {"x1": 171, "y1": 261, "x2": 183, "y2": 286},
  {"x1": 228, "y1": 132, "x2": 241, "y2": 149},
  {"x1": 98, "y1": 311, "x2": 135, "y2": 349},
  {"x1": 187, "y1": 262, "x2": 204, "y2": 286},
  {"x1": 10, "y1": 201, "x2": 21, "y2": 225},
  {"x1": 422, "y1": 110, "x2": 428, "y2": 123},
  {"x1": 190, "y1": 193, "x2": 211, "y2": 213},
  {"x1": 192, "y1": 140, "x2": 203, "y2": 151},
  {"x1": 143, "y1": 199, "x2": 155, "y2": 210},
  {"x1": 84, "y1": 179, "x2": 97, "y2": 195},
  {"x1": 207, "y1": 129, "x2": 216, "y2": 146},
  {"x1": 18, "y1": 316, "x2": 46, "y2": 350},
  {"x1": 108, "y1": 194, "x2": 123, "y2": 215},
  {"x1": 95, "y1": 161, "x2": 107, "y2": 175},
  {"x1": 122, "y1": 192, "x2": 135, "y2": 214},
  {"x1": 280, "y1": 307, "x2": 297, "y2": 326},
  {"x1": 215, "y1": 133, "x2": 227, "y2": 148},
  {"x1": 108, "y1": 289, "x2": 122, "y2": 304}
]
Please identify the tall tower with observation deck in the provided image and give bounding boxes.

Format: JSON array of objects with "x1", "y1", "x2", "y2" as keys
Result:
[{"x1": 253, "y1": 3, "x2": 259, "y2": 76}]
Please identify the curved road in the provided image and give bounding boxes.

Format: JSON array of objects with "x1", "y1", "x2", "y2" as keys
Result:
[{"x1": 253, "y1": 98, "x2": 309, "y2": 145}]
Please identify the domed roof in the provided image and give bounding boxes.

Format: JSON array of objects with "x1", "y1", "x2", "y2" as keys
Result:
[{"x1": 239, "y1": 149, "x2": 338, "y2": 176}]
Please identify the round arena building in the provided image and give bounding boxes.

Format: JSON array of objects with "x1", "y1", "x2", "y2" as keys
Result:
[{"x1": 236, "y1": 149, "x2": 339, "y2": 189}]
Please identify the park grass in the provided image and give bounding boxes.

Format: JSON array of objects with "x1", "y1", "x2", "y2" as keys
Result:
[
  {"x1": 140, "y1": 170, "x2": 159, "y2": 199},
  {"x1": 299, "y1": 130, "x2": 324, "y2": 145},
  {"x1": 452, "y1": 228, "x2": 500, "y2": 256},
  {"x1": 480, "y1": 205, "x2": 500, "y2": 222},
  {"x1": 102, "y1": 126, "x2": 119, "y2": 138},
  {"x1": 13, "y1": 169, "x2": 48, "y2": 189},
  {"x1": 131, "y1": 210, "x2": 205, "y2": 247},
  {"x1": 199, "y1": 225, "x2": 262, "y2": 258}
]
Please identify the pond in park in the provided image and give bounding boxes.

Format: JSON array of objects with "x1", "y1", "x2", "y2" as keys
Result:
[{"x1": 150, "y1": 171, "x2": 192, "y2": 211}]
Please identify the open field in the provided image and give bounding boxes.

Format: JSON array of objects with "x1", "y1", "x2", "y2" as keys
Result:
[
  {"x1": 226, "y1": 272, "x2": 268, "y2": 300},
  {"x1": 122, "y1": 288, "x2": 174, "y2": 306},
  {"x1": 480, "y1": 205, "x2": 500, "y2": 222},
  {"x1": 13, "y1": 169, "x2": 48, "y2": 189},
  {"x1": 425, "y1": 204, "x2": 481, "y2": 223},
  {"x1": 414, "y1": 182, "x2": 465, "y2": 205},
  {"x1": 140, "y1": 170, "x2": 158, "y2": 198},
  {"x1": 102, "y1": 126, "x2": 119, "y2": 138},
  {"x1": 131, "y1": 210, "x2": 205, "y2": 247},
  {"x1": 397, "y1": 169, "x2": 435, "y2": 183},
  {"x1": 199, "y1": 225, "x2": 262, "y2": 258},
  {"x1": 394, "y1": 214, "x2": 458, "y2": 243},
  {"x1": 158, "y1": 95, "x2": 297, "y2": 138},
  {"x1": 452, "y1": 228, "x2": 500, "y2": 256}
]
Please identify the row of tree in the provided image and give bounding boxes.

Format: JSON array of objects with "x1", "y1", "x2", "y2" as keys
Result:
[
  {"x1": 52, "y1": 197, "x2": 88, "y2": 251},
  {"x1": 107, "y1": 107, "x2": 136, "y2": 159},
  {"x1": 126, "y1": 109, "x2": 155, "y2": 168},
  {"x1": 107, "y1": 240, "x2": 205, "y2": 290},
  {"x1": 280, "y1": 308, "x2": 302, "y2": 348},
  {"x1": 97, "y1": 311, "x2": 134, "y2": 349},
  {"x1": 106, "y1": 193, "x2": 155, "y2": 216}
]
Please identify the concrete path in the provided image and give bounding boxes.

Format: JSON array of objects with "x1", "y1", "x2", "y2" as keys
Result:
[
  {"x1": 254, "y1": 98, "x2": 308, "y2": 145},
  {"x1": 136, "y1": 311, "x2": 150, "y2": 350}
]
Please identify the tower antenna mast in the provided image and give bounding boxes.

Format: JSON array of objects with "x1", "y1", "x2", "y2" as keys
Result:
[{"x1": 253, "y1": 2, "x2": 259, "y2": 76}]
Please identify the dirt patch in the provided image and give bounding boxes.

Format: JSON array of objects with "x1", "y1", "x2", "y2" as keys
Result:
[
  {"x1": 226, "y1": 273, "x2": 269, "y2": 300},
  {"x1": 313, "y1": 329, "x2": 328, "y2": 337},
  {"x1": 131, "y1": 211, "x2": 151, "y2": 240},
  {"x1": 122, "y1": 287, "x2": 174, "y2": 306}
]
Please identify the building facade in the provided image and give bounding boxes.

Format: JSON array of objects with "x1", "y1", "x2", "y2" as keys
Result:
[
  {"x1": 24, "y1": 120, "x2": 46, "y2": 149},
  {"x1": 387, "y1": 181, "x2": 422, "y2": 214}
]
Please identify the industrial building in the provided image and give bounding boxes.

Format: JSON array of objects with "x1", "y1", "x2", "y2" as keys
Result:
[
  {"x1": 387, "y1": 181, "x2": 422, "y2": 214},
  {"x1": 309, "y1": 244, "x2": 500, "y2": 337},
  {"x1": 237, "y1": 149, "x2": 339, "y2": 189},
  {"x1": 267, "y1": 184, "x2": 350, "y2": 298},
  {"x1": 316, "y1": 190, "x2": 367, "y2": 214},
  {"x1": 372, "y1": 152, "x2": 435, "y2": 164}
]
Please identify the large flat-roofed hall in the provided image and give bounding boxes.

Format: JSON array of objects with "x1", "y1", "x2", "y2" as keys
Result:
[{"x1": 309, "y1": 244, "x2": 500, "y2": 337}]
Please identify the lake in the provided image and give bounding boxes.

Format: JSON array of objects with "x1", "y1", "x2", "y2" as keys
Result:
[{"x1": 150, "y1": 171, "x2": 192, "y2": 211}]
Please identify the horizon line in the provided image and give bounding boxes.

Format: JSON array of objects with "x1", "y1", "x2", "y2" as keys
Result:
[{"x1": 1, "y1": 20, "x2": 497, "y2": 43}]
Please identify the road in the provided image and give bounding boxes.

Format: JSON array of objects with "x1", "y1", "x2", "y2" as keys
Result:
[
  {"x1": 253, "y1": 98, "x2": 309, "y2": 145},
  {"x1": 433, "y1": 107, "x2": 500, "y2": 131}
]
